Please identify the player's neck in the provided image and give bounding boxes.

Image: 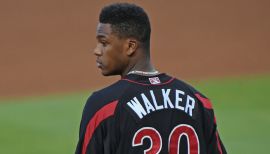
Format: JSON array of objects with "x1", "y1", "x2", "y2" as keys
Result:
[{"x1": 121, "y1": 59, "x2": 157, "y2": 77}]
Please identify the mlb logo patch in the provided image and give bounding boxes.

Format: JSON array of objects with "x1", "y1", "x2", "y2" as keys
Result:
[{"x1": 149, "y1": 77, "x2": 161, "y2": 84}]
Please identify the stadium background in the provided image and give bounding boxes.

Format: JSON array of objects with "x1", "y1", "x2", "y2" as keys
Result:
[{"x1": 0, "y1": 0, "x2": 269, "y2": 153}]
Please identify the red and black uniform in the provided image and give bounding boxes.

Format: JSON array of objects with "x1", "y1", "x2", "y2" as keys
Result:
[{"x1": 75, "y1": 73, "x2": 227, "y2": 154}]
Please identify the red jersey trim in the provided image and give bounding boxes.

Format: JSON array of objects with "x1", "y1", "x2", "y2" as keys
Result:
[
  {"x1": 214, "y1": 116, "x2": 217, "y2": 124},
  {"x1": 195, "y1": 94, "x2": 213, "y2": 109},
  {"x1": 82, "y1": 100, "x2": 118, "y2": 154},
  {"x1": 121, "y1": 77, "x2": 175, "y2": 86},
  {"x1": 216, "y1": 131, "x2": 223, "y2": 154}
]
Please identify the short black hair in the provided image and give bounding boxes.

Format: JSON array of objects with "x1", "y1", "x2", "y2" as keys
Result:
[{"x1": 99, "y1": 3, "x2": 151, "y2": 50}]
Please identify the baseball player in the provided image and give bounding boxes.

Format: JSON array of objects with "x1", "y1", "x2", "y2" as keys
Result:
[{"x1": 75, "y1": 3, "x2": 227, "y2": 154}]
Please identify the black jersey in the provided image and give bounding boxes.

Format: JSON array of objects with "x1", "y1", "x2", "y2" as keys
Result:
[{"x1": 75, "y1": 73, "x2": 227, "y2": 154}]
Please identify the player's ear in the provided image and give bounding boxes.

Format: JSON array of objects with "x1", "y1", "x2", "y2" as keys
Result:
[{"x1": 126, "y1": 39, "x2": 138, "y2": 56}]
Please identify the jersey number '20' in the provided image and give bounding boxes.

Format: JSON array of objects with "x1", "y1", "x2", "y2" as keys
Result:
[{"x1": 132, "y1": 124, "x2": 200, "y2": 154}]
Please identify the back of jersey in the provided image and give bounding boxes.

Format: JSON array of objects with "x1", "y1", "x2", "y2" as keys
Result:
[{"x1": 112, "y1": 73, "x2": 226, "y2": 154}]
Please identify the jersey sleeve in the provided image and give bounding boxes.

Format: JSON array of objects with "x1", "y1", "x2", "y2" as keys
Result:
[
  {"x1": 75, "y1": 92, "x2": 118, "y2": 154},
  {"x1": 195, "y1": 93, "x2": 227, "y2": 154}
]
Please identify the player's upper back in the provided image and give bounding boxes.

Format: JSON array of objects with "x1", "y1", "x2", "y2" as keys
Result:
[
  {"x1": 77, "y1": 73, "x2": 226, "y2": 154},
  {"x1": 113, "y1": 73, "x2": 213, "y2": 153}
]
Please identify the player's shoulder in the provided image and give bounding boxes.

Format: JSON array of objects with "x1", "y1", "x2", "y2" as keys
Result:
[
  {"x1": 170, "y1": 76, "x2": 197, "y2": 92},
  {"x1": 86, "y1": 79, "x2": 129, "y2": 106},
  {"x1": 172, "y1": 76, "x2": 213, "y2": 110},
  {"x1": 81, "y1": 80, "x2": 130, "y2": 124},
  {"x1": 93, "y1": 80, "x2": 127, "y2": 99}
]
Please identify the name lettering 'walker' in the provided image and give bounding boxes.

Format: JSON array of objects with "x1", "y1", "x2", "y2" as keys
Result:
[{"x1": 127, "y1": 89, "x2": 195, "y2": 119}]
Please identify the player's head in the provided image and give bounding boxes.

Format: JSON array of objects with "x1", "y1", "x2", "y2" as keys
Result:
[
  {"x1": 94, "y1": 3, "x2": 151, "y2": 76},
  {"x1": 99, "y1": 3, "x2": 151, "y2": 50}
]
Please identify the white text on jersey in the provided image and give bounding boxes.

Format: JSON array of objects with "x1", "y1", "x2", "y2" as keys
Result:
[{"x1": 127, "y1": 89, "x2": 195, "y2": 119}]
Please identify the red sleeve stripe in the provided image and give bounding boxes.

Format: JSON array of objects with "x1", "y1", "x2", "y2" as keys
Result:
[
  {"x1": 216, "y1": 131, "x2": 223, "y2": 154},
  {"x1": 195, "y1": 94, "x2": 213, "y2": 109},
  {"x1": 82, "y1": 100, "x2": 118, "y2": 154}
]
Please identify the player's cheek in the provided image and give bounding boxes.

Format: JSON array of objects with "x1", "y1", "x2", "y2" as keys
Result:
[{"x1": 103, "y1": 56, "x2": 114, "y2": 72}]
